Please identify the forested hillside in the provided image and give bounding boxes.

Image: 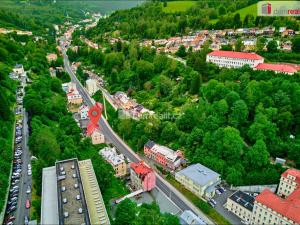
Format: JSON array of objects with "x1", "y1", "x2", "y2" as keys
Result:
[
  {"x1": 86, "y1": 0, "x2": 299, "y2": 41},
  {"x1": 0, "y1": 34, "x2": 25, "y2": 214}
]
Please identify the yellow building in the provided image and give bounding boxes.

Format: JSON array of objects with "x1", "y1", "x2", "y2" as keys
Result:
[
  {"x1": 99, "y1": 146, "x2": 127, "y2": 177},
  {"x1": 91, "y1": 129, "x2": 105, "y2": 145},
  {"x1": 175, "y1": 163, "x2": 221, "y2": 199},
  {"x1": 226, "y1": 191, "x2": 254, "y2": 224}
]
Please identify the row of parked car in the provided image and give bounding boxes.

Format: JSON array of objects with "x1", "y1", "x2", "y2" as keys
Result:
[{"x1": 4, "y1": 83, "x2": 31, "y2": 225}]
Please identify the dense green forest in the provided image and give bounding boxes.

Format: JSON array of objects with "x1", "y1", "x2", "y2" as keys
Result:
[
  {"x1": 0, "y1": 34, "x2": 27, "y2": 214},
  {"x1": 85, "y1": 1, "x2": 299, "y2": 41},
  {"x1": 68, "y1": 36, "x2": 300, "y2": 186}
]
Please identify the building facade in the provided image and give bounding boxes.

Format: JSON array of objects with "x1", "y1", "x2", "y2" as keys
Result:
[
  {"x1": 67, "y1": 91, "x2": 83, "y2": 105},
  {"x1": 277, "y1": 168, "x2": 300, "y2": 198},
  {"x1": 99, "y1": 147, "x2": 127, "y2": 177},
  {"x1": 175, "y1": 163, "x2": 221, "y2": 199},
  {"x1": 250, "y1": 168, "x2": 300, "y2": 225},
  {"x1": 13, "y1": 64, "x2": 25, "y2": 74},
  {"x1": 144, "y1": 140, "x2": 184, "y2": 170},
  {"x1": 91, "y1": 129, "x2": 105, "y2": 145},
  {"x1": 130, "y1": 161, "x2": 156, "y2": 191},
  {"x1": 226, "y1": 191, "x2": 254, "y2": 223},
  {"x1": 206, "y1": 50, "x2": 264, "y2": 68},
  {"x1": 86, "y1": 79, "x2": 99, "y2": 96}
]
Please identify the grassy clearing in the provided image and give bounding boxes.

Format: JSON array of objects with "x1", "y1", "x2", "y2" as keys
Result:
[
  {"x1": 162, "y1": 1, "x2": 197, "y2": 13},
  {"x1": 209, "y1": 3, "x2": 257, "y2": 24},
  {"x1": 166, "y1": 175, "x2": 231, "y2": 225}
]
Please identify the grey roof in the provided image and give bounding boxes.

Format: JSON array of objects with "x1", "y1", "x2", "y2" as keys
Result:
[
  {"x1": 145, "y1": 140, "x2": 156, "y2": 149},
  {"x1": 15, "y1": 64, "x2": 23, "y2": 68},
  {"x1": 180, "y1": 210, "x2": 206, "y2": 225},
  {"x1": 176, "y1": 163, "x2": 220, "y2": 187},
  {"x1": 229, "y1": 190, "x2": 254, "y2": 211},
  {"x1": 41, "y1": 166, "x2": 59, "y2": 225}
]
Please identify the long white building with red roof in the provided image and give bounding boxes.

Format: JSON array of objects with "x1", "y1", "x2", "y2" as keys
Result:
[
  {"x1": 206, "y1": 50, "x2": 264, "y2": 68},
  {"x1": 250, "y1": 168, "x2": 300, "y2": 225},
  {"x1": 206, "y1": 50, "x2": 299, "y2": 75}
]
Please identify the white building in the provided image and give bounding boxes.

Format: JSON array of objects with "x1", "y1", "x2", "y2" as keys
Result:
[
  {"x1": 175, "y1": 163, "x2": 221, "y2": 199},
  {"x1": 86, "y1": 78, "x2": 99, "y2": 96},
  {"x1": 99, "y1": 147, "x2": 127, "y2": 177},
  {"x1": 206, "y1": 50, "x2": 264, "y2": 68},
  {"x1": 91, "y1": 128, "x2": 105, "y2": 145},
  {"x1": 13, "y1": 64, "x2": 24, "y2": 75},
  {"x1": 79, "y1": 105, "x2": 89, "y2": 120},
  {"x1": 180, "y1": 210, "x2": 206, "y2": 225}
]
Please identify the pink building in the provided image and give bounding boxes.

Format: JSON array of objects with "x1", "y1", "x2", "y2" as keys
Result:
[
  {"x1": 130, "y1": 161, "x2": 156, "y2": 191},
  {"x1": 144, "y1": 140, "x2": 184, "y2": 170},
  {"x1": 255, "y1": 63, "x2": 298, "y2": 75}
]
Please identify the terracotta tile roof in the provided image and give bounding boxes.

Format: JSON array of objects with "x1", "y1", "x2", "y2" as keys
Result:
[
  {"x1": 208, "y1": 50, "x2": 263, "y2": 60},
  {"x1": 255, "y1": 188, "x2": 300, "y2": 223},
  {"x1": 256, "y1": 63, "x2": 298, "y2": 74},
  {"x1": 130, "y1": 161, "x2": 153, "y2": 175},
  {"x1": 282, "y1": 168, "x2": 300, "y2": 184}
]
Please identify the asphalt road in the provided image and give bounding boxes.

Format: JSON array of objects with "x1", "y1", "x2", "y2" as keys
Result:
[
  {"x1": 61, "y1": 43, "x2": 214, "y2": 225},
  {"x1": 14, "y1": 111, "x2": 31, "y2": 225}
]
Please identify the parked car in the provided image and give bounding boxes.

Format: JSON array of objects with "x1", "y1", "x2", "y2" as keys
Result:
[
  {"x1": 27, "y1": 170, "x2": 32, "y2": 176},
  {"x1": 24, "y1": 216, "x2": 29, "y2": 225},
  {"x1": 25, "y1": 199, "x2": 30, "y2": 209},
  {"x1": 7, "y1": 206, "x2": 16, "y2": 213},
  {"x1": 26, "y1": 185, "x2": 31, "y2": 194},
  {"x1": 6, "y1": 216, "x2": 15, "y2": 223},
  {"x1": 216, "y1": 189, "x2": 221, "y2": 195},
  {"x1": 210, "y1": 199, "x2": 217, "y2": 205},
  {"x1": 6, "y1": 222, "x2": 14, "y2": 225}
]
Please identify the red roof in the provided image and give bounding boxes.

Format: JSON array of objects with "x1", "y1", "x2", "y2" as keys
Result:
[
  {"x1": 256, "y1": 63, "x2": 297, "y2": 74},
  {"x1": 130, "y1": 161, "x2": 153, "y2": 175},
  {"x1": 255, "y1": 188, "x2": 300, "y2": 223},
  {"x1": 208, "y1": 50, "x2": 263, "y2": 60},
  {"x1": 282, "y1": 168, "x2": 300, "y2": 184}
]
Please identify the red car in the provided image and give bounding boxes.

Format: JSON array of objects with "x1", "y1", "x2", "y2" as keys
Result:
[{"x1": 25, "y1": 199, "x2": 30, "y2": 209}]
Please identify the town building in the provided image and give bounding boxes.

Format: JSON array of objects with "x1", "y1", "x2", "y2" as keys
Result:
[
  {"x1": 206, "y1": 50, "x2": 264, "y2": 68},
  {"x1": 251, "y1": 188, "x2": 300, "y2": 225},
  {"x1": 62, "y1": 82, "x2": 77, "y2": 93},
  {"x1": 226, "y1": 191, "x2": 254, "y2": 223},
  {"x1": 86, "y1": 78, "x2": 99, "y2": 96},
  {"x1": 175, "y1": 163, "x2": 221, "y2": 199},
  {"x1": 114, "y1": 91, "x2": 136, "y2": 110},
  {"x1": 79, "y1": 105, "x2": 89, "y2": 120},
  {"x1": 144, "y1": 140, "x2": 184, "y2": 170},
  {"x1": 41, "y1": 158, "x2": 110, "y2": 225},
  {"x1": 130, "y1": 161, "x2": 156, "y2": 191},
  {"x1": 99, "y1": 146, "x2": 127, "y2": 177},
  {"x1": 13, "y1": 64, "x2": 25, "y2": 75},
  {"x1": 277, "y1": 168, "x2": 300, "y2": 198},
  {"x1": 67, "y1": 90, "x2": 83, "y2": 105},
  {"x1": 255, "y1": 63, "x2": 298, "y2": 75},
  {"x1": 180, "y1": 210, "x2": 206, "y2": 225},
  {"x1": 90, "y1": 128, "x2": 105, "y2": 145},
  {"x1": 46, "y1": 53, "x2": 58, "y2": 63},
  {"x1": 250, "y1": 168, "x2": 300, "y2": 225}
]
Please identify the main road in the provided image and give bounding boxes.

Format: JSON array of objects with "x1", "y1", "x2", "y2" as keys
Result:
[{"x1": 61, "y1": 43, "x2": 214, "y2": 225}]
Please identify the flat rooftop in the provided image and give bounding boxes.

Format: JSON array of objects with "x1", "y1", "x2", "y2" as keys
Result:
[
  {"x1": 176, "y1": 163, "x2": 220, "y2": 187},
  {"x1": 229, "y1": 190, "x2": 254, "y2": 211},
  {"x1": 56, "y1": 158, "x2": 90, "y2": 225},
  {"x1": 78, "y1": 159, "x2": 110, "y2": 225},
  {"x1": 41, "y1": 166, "x2": 59, "y2": 225}
]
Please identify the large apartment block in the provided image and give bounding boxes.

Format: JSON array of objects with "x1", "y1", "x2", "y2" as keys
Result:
[
  {"x1": 175, "y1": 163, "x2": 221, "y2": 199},
  {"x1": 206, "y1": 50, "x2": 264, "y2": 68},
  {"x1": 144, "y1": 140, "x2": 184, "y2": 170},
  {"x1": 41, "y1": 158, "x2": 110, "y2": 225},
  {"x1": 226, "y1": 169, "x2": 300, "y2": 225}
]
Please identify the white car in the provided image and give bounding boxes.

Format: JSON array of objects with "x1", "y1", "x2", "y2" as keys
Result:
[
  {"x1": 28, "y1": 164, "x2": 31, "y2": 170},
  {"x1": 27, "y1": 170, "x2": 32, "y2": 176},
  {"x1": 216, "y1": 189, "x2": 221, "y2": 195},
  {"x1": 26, "y1": 185, "x2": 31, "y2": 194}
]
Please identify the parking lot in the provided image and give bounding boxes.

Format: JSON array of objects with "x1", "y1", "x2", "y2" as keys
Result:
[
  {"x1": 211, "y1": 187, "x2": 242, "y2": 225},
  {"x1": 3, "y1": 72, "x2": 32, "y2": 225}
]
